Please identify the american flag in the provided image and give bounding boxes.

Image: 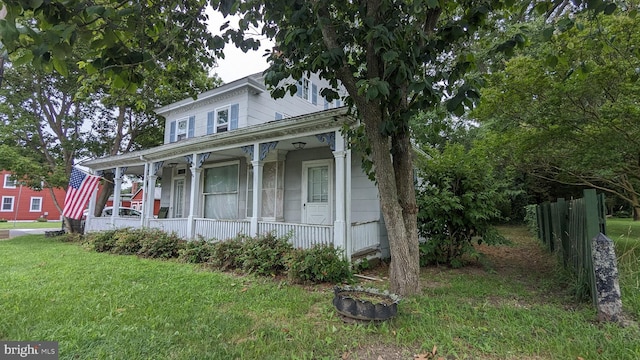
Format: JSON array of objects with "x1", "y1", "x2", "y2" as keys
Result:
[{"x1": 62, "y1": 167, "x2": 101, "y2": 219}]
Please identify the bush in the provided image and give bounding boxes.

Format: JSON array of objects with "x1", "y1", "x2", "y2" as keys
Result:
[
  {"x1": 112, "y1": 228, "x2": 146, "y2": 255},
  {"x1": 85, "y1": 230, "x2": 118, "y2": 252},
  {"x1": 287, "y1": 244, "x2": 352, "y2": 284},
  {"x1": 416, "y1": 143, "x2": 509, "y2": 267},
  {"x1": 137, "y1": 229, "x2": 184, "y2": 259},
  {"x1": 178, "y1": 237, "x2": 215, "y2": 263},
  {"x1": 208, "y1": 236, "x2": 246, "y2": 270},
  {"x1": 238, "y1": 232, "x2": 293, "y2": 276},
  {"x1": 0, "y1": 218, "x2": 7, "y2": 222},
  {"x1": 36, "y1": 217, "x2": 48, "y2": 222}
]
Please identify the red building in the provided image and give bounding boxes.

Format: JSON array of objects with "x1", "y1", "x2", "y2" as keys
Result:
[
  {"x1": 129, "y1": 183, "x2": 161, "y2": 216},
  {"x1": 0, "y1": 170, "x2": 67, "y2": 221}
]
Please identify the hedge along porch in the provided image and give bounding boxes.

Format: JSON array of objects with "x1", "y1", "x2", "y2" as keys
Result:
[{"x1": 82, "y1": 108, "x2": 389, "y2": 261}]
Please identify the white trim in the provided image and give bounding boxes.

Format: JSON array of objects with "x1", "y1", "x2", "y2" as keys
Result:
[
  {"x1": 29, "y1": 197, "x2": 43, "y2": 212},
  {"x1": 3, "y1": 174, "x2": 16, "y2": 189},
  {"x1": 1, "y1": 196, "x2": 15, "y2": 212}
]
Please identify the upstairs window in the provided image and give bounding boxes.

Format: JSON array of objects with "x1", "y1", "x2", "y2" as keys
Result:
[
  {"x1": 176, "y1": 118, "x2": 188, "y2": 140},
  {"x1": 216, "y1": 106, "x2": 229, "y2": 133},
  {"x1": 4, "y1": 174, "x2": 16, "y2": 188},
  {"x1": 296, "y1": 77, "x2": 318, "y2": 105},
  {"x1": 207, "y1": 104, "x2": 239, "y2": 134},
  {"x1": 169, "y1": 116, "x2": 195, "y2": 143}
]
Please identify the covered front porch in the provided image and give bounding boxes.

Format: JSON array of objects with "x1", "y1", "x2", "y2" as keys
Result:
[{"x1": 82, "y1": 108, "x2": 386, "y2": 260}]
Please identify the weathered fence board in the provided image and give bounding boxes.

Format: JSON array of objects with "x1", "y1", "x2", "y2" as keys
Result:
[{"x1": 534, "y1": 189, "x2": 607, "y2": 305}]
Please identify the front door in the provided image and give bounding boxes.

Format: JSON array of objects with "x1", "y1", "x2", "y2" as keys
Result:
[
  {"x1": 302, "y1": 160, "x2": 332, "y2": 225},
  {"x1": 172, "y1": 178, "x2": 185, "y2": 218}
]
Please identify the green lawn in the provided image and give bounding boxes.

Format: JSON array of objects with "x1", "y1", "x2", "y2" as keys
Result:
[
  {"x1": 0, "y1": 221, "x2": 63, "y2": 229},
  {"x1": 1, "y1": 230, "x2": 638, "y2": 360}
]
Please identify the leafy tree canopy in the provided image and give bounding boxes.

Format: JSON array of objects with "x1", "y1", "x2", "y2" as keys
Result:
[{"x1": 474, "y1": 11, "x2": 640, "y2": 218}]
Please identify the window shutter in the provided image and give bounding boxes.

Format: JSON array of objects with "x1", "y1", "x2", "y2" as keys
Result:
[
  {"x1": 207, "y1": 111, "x2": 214, "y2": 134},
  {"x1": 312, "y1": 83, "x2": 318, "y2": 105},
  {"x1": 275, "y1": 112, "x2": 283, "y2": 120},
  {"x1": 296, "y1": 80, "x2": 302, "y2": 97},
  {"x1": 169, "y1": 121, "x2": 176, "y2": 143},
  {"x1": 230, "y1": 103, "x2": 239, "y2": 130},
  {"x1": 188, "y1": 116, "x2": 195, "y2": 138}
]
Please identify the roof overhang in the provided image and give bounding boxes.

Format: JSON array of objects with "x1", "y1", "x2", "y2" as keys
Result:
[{"x1": 82, "y1": 107, "x2": 355, "y2": 171}]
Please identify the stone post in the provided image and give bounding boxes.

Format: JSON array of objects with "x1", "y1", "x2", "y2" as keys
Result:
[{"x1": 592, "y1": 233, "x2": 623, "y2": 323}]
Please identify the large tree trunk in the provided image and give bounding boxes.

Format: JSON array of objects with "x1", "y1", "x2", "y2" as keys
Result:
[
  {"x1": 95, "y1": 172, "x2": 114, "y2": 216},
  {"x1": 361, "y1": 106, "x2": 421, "y2": 296}
]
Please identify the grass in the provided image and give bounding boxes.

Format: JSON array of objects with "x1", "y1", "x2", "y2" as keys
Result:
[
  {"x1": 0, "y1": 221, "x2": 63, "y2": 229},
  {"x1": 1, "y1": 229, "x2": 639, "y2": 359}
]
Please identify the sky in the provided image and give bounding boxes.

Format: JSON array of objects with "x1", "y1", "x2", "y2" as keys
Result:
[{"x1": 206, "y1": 9, "x2": 274, "y2": 83}]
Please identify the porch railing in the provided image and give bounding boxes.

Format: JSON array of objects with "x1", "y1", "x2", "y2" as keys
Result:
[
  {"x1": 194, "y1": 218, "x2": 250, "y2": 241},
  {"x1": 258, "y1": 221, "x2": 333, "y2": 249},
  {"x1": 351, "y1": 220, "x2": 380, "y2": 254},
  {"x1": 84, "y1": 217, "x2": 382, "y2": 259},
  {"x1": 148, "y1": 218, "x2": 189, "y2": 239}
]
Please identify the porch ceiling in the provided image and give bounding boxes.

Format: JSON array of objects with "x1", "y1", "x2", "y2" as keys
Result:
[{"x1": 82, "y1": 107, "x2": 354, "y2": 172}]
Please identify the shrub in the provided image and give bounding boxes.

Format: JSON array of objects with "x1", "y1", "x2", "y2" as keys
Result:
[
  {"x1": 416, "y1": 143, "x2": 509, "y2": 267},
  {"x1": 238, "y1": 232, "x2": 293, "y2": 276},
  {"x1": 178, "y1": 237, "x2": 215, "y2": 263},
  {"x1": 0, "y1": 218, "x2": 7, "y2": 222},
  {"x1": 287, "y1": 244, "x2": 352, "y2": 284},
  {"x1": 137, "y1": 229, "x2": 183, "y2": 259},
  {"x1": 84, "y1": 230, "x2": 118, "y2": 252},
  {"x1": 112, "y1": 228, "x2": 146, "y2": 255},
  {"x1": 208, "y1": 236, "x2": 246, "y2": 270},
  {"x1": 36, "y1": 217, "x2": 48, "y2": 222}
]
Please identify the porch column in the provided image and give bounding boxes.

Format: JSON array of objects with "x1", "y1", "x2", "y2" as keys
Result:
[
  {"x1": 333, "y1": 131, "x2": 347, "y2": 259},
  {"x1": 140, "y1": 162, "x2": 149, "y2": 227},
  {"x1": 146, "y1": 161, "x2": 163, "y2": 222},
  {"x1": 250, "y1": 143, "x2": 263, "y2": 236},
  {"x1": 345, "y1": 148, "x2": 353, "y2": 261},
  {"x1": 86, "y1": 180, "x2": 99, "y2": 229},
  {"x1": 187, "y1": 154, "x2": 202, "y2": 240},
  {"x1": 111, "y1": 167, "x2": 123, "y2": 225}
]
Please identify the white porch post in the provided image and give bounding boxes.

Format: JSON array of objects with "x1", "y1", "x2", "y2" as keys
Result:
[
  {"x1": 86, "y1": 180, "x2": 99, "y2": 230},
  {"x1": 187, "y1": 153, "x2": 201, "y2": 240},
  {"x1": 140, "y1": 162, "x2": 149, "y2": 227},
  {"x1": 111, "y1": 167, "x2": 123, "y2": 225},
  {"x1": 146, "y1": 164, "x2": 158, "y2": 222},
  {"x1": 345, "y1": 148, "x2": 353, "y2": 261},
  {"x1": 333, "y1": 131, "x2": 347, "y2": 259},
  {"x1": 250, "y1": 143, "x2": 263, "y2": 236}
]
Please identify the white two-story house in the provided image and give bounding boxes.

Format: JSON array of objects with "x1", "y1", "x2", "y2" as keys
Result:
[{"x1": 82, "y1": 72, "x2": 388, "y2": 260}]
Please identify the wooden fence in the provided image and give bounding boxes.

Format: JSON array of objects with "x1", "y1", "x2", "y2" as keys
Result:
[{"x1": 534, "y1": 189, "x2": 607, "y2": 305}]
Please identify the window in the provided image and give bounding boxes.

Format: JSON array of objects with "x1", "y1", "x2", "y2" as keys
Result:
[
  {"x1": 297, "y1": 78, "x2": 318, "y2": 105},
  {"x1": 1, "y1": 196, "x2": 14, "y2": 212},
  {"x1": 302, "y1": 78, "x2": 310, "y2": 100},
  {"x1": 203, "y1": 162, "x2": 239, "y2": 219},
  {"x1": 216, "y1": 106, "x2": 229, "y2": 133},
  {"x1": 176, "y1": 118, "x2": 188, "y2": 141},
  {"x1": 207, "y1": 104, "x2": 239, "y2": 134},
  {"x1": 169, "y1": 116, "x2": 195, "y2": 142},
  {"x1": 30, "y1": 197, "x2": 42, "y2": 212},
  {"x1": 4, "y1": 174, "x2": 16, "y2": 188}
]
